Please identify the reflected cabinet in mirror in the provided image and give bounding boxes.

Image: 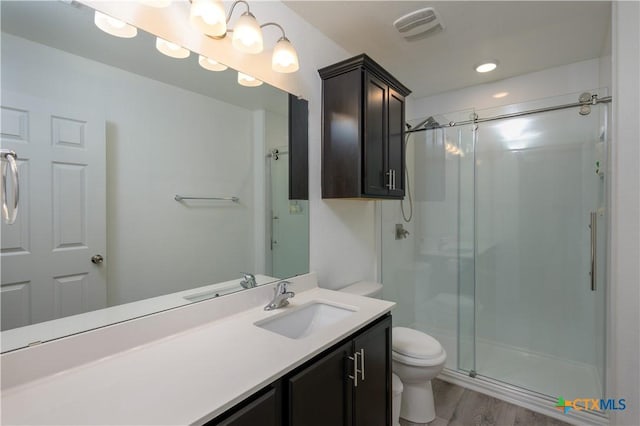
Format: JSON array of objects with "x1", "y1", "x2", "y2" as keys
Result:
[{"x1": 0, "y1": 1, "x2": 309, "y2": 352}]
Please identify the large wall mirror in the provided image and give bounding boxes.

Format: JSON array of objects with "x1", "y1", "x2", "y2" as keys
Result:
[{"x1": 0, "y1": 1, "x2": 309, "y2": 352}]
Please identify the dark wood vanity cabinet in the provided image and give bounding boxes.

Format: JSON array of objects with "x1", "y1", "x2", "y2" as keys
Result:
[
  {"x1": 287, "y1": 315, "x2": 392, "y2": 426},
  {"x1": 208, "y1": 314, "x2": 392, "y2": 426},
  {"x1": 215, "y1": 385, "x2": 280, "y2": 426},
  {"x1": 319, "y1": 54, "x2": 411, "y2": 199}
]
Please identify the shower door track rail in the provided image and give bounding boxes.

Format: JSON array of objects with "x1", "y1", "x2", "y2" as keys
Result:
[
  {"x1": 439, "y1": 368, "x2": 609, "y2": 426},
  {"x1": 406, "y1": 95, "x2": 612, "y2": 133}
]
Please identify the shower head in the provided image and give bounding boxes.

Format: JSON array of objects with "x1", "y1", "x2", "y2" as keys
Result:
[{"x1": 407, "y1": 116, "x2": 440, "y2": 131}]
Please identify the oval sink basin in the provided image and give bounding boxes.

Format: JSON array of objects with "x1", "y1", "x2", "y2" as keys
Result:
[{"x1": 255, "y1": 302, "x2": 356, "y2": 339}]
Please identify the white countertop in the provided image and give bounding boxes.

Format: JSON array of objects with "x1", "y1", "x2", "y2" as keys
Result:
[
  {"x1": 1, "y1": 283, "x2": 394, "y2": 425},
  {"x1": 1, "y1": 274, "x2": 278, "y2": 353}
]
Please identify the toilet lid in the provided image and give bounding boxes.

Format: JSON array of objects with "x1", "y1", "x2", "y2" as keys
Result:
[{"x1": 392, "y1": 327, "x2": 444, "y2": 360}]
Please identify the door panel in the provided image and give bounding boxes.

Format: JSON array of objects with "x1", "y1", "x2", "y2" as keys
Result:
[
  {"x1": 387, "y1": 89, "x2": 405, "y2": 197},
  {"x1": 474, "y1": 103, "x2": 607, "y2": 398},
  {"x1": 1, "y1": 91, "x2": 106, "y2": 330},
  {"x1": 363, "y1": 73, "x2": 388, "y2": 196},
  {"x1": 288, "y1": 341, "x2": 353, "y2": 426},
  {"x1": 353, "y1": 316, "x2": 391, "y2": 426}
]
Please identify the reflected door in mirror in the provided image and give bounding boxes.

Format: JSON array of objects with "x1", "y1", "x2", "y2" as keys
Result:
[{"x1": 1, "y1": 92, "x2": 107, "y2": 330}]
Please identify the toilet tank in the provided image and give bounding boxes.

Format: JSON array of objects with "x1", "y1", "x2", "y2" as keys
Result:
[{"x1": 339, "y1": 281, "x2": 383, "y2": 298}]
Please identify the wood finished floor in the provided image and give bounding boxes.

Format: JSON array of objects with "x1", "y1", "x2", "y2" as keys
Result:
[{"x1": 399, "y1": 379, "x2": 573, "y2": 426}]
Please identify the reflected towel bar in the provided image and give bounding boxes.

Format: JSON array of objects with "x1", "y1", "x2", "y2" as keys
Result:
[{"x1": 174, "y1": 195, "x2": 239, "y2": 203}]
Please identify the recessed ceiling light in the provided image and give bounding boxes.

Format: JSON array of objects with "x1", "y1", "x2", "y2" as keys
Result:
[
  {"x1": 493, "y1": 91, "x2": 509, "y2": 99},
  {"x1": 475, "y1": 61, "x2": 498, "y2": 73}
]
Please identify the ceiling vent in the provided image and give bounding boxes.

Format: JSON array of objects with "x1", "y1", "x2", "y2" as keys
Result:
[{"x1": 393, "y1": 7, "x2": 445, "y2": 42}]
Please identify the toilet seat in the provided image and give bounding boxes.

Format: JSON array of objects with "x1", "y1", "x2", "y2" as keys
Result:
[
  {"x1": 392, "y1": 327, "x2": 446, "y2": 366},
  {"x1": 392, "y1": 349, "x2": 447, "y2": 367}
]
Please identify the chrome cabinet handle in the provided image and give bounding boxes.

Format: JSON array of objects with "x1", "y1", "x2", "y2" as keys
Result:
[
  {"x1": 386, "y1": 170, "x2": 393, "y2": 189},
  {"x1": 348, "y1": 351, "x2": 361, "y2": 387},
  {"x1": 590, "y1": 212, "x2": 597, "y2": 291},
  {"x1": 1, "y1": 149, "x2": 19, "y2": 225},
  {"x1": 392, "y1": 169, "x2": 396, "y2": 190},
  {"x1": 359, "y1": 348, "x2": 365, "y2": 381}
]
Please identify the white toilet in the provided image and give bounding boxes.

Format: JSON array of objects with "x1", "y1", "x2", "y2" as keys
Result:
[
  {"x1": 391, "y1": 373, "x2": 403, "y2": 426},
  {"x1": 338, "y1": 280, "x2": 383, "y2": 298},
  {"x1": 392, "y1": 327, "x2": 446, "y2": 423}
]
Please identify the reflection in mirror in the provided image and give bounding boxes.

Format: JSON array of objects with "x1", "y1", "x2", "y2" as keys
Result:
[{"x1": 0, "y1": 1, "x2": 309, "y2": 352}]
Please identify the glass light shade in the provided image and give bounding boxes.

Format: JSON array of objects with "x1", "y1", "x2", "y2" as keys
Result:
[
  {"x1": 198, "y1": 55, "x2": 228, "y2": 72},
  {"x1": 155, "y1": 37, "x2": 190, "y2": 59},
  {"x1": 272, "y1": 37, "x2": 299, "y2": 73},
  {"x1": 475, "y1": 61, "x2": 498, "y2": 73},
  {"x1": 190, "y1": 0, "x2": 227, "y2": 37},
  {"x1": 232, "y1": 13, "x2": 263, "y2": 54},
  {"x1": 140, "y1": 0, "x2": 172, "y2": 7},
  {"x1": 237, "y1": 72, "x2": 263, "y2": 87},
  {"x1": 94, "y1": 11, "x2": 137, "y2": 38}
]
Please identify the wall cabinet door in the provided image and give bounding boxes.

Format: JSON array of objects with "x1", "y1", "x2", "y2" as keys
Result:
[
  {"x1": 363, "y1": 72, "x2": 389, "y2": 197},
  {"x1": 387, "y1": 88, "x2": 405, "y2": 198},
  {"x1": 288, "y1": 341, "x2": 353, "y2": 426}
]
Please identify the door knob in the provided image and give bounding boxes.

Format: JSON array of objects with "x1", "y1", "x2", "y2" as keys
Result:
[{"x1": 91, "y1": 254, "x2": 104, "y2": 264}]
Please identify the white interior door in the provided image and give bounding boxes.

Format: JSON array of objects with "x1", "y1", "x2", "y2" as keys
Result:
[{"x1": 1, "y1": 91, "x2": 106, "y2": 330}]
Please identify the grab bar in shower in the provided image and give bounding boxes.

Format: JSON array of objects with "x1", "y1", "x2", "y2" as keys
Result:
[
  {"x1": 1, "y1": 149, "x2": 20, "y2": 225},
  {"x1": 174, "y1": 195, "x2": 239, "y2": 203},
  {"x1": 590, "y1": 211, "x2": 597, "y2": 292}
]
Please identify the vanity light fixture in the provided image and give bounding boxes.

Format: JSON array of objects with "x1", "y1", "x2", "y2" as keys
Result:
[
  {"x1": 269, "y1": 25, "x2": 299, "y2": 73},
  {"x1": 198, "y1": 55, "x2": 228, "y2": 71},
  {"x1": 156, "y1": 37, "x2": 191, "y2": 58},
  {"x1": 94, "y1": 11, "x2": 137, "y2": 38},
  {"x1": 189, "y1": 0, "x2": 299, "y2": 73},
  {"x1": 190, "y1": 0, "x2": 227, "y2": 37},
  {"x1": 238, "y1": 72, "x2": 263, "y2": 87},
  {"x1": 475, "y1": 61, "x2": 498, "y2": 73}
]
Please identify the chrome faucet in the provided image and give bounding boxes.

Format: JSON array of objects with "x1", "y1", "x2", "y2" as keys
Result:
[
  {"x1": 264, "y1": 281, "x2": 295, "y2": 311},
  {"x1": 240, "y1": 273, "x2": 257, "y2": 289}
]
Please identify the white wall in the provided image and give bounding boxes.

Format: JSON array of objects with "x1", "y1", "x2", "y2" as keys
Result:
[
  {"x1": 610, "y1": 2, "x2": 640, "y2": 424},
  {"x1": 2, "y1": 34, "x2": 258, "y2": 305},
  {"x1": 245, "y1": 3, "x2": 376, "y2": 289},
  {"x1": 410, "y1": 58, "x2": 606, "y2": 121}
]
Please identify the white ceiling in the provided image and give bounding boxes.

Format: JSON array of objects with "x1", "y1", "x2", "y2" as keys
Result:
[
  {"x1": 1, "y1": 1, "x2": 288, "y2": 115},
  {"x1": 284, "y1": 1, "x2": 611, "y2": 99}
]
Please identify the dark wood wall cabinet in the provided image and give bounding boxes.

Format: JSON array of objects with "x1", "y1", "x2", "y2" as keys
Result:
[
  {"x1": 319, "y1": 54, "x2": 411, "y2": 199},
  {"x1": 208, "y1": 314, "x2": 392, "y2": 426}
]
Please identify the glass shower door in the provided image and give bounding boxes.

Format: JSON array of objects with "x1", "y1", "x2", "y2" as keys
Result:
[
  {"x1": 269, "y1": 147, "x2": 310, "y2": 279},
  {"x1": 473, "y1": 101, "x2": 607, "y2": 399}
]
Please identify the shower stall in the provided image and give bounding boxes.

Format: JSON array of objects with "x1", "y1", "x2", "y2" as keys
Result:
[{"x1": 381, "y1": 90, "x2": 609, "y2": 422}]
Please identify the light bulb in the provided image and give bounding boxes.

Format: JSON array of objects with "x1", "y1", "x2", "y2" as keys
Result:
[
  {"x1": 475, "y1": 61, "x2": 498, "y2": 73},
  {"x1": 190, "y1": 0, "x2": 227, "y2": 37},
  {"x1": 237, "y1": 72, "x2": 263, "y2": 87},
  {"x1": 155, "y1": 37, "x2": 190, "y2": 59},
  {"x1": 198, "y1": 55, "x2": 228, "y2": 72},
  {"x1": 272, "y1": 37, "x2": 299, "y2": 73},
  {"x1": 232, "y1": 12, "x2": 263, "y2": 54},
  {"x1": 94, "y1": 11, "x2": 137, "y2": 38}
]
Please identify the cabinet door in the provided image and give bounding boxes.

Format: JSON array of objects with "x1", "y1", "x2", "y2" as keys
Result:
[
  {"x1": 353, "y1": 316, "x2": 392, "y2": 426},
  {"x1": 214, "y1": 386, "x2": 279, "y2": 426},
  {"x1": 363, "y1": 72, "x2": 389, "y2": 197},
  {"x1": 387, "y1": 88, "x2": 405, "y2": 197},
  {"x1": 288, "y1": 341, "x2": 353, "y2": 426}
]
